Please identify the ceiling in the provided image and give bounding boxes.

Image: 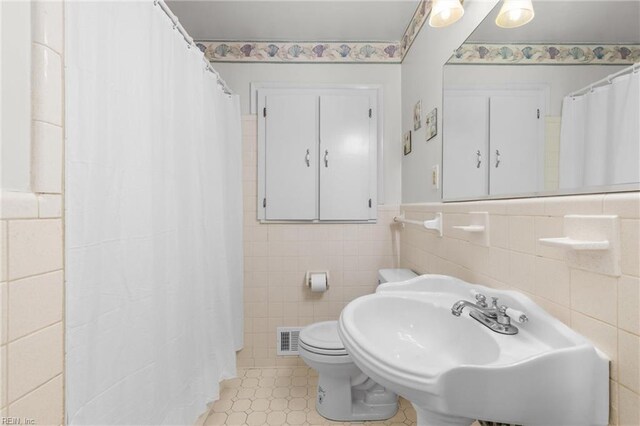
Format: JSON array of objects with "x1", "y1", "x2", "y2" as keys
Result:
[
  {"x1": 167, "y1": 0, "x2": 420, "y2": 42},
  {"x1": 468, "y1": 1, "x2": 640, "y2": 44}
]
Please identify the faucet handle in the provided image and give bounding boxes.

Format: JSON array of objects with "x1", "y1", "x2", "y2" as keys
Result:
[
  {"x1": 471, "y1": 290, "x2": 487, "y2": 307},
  {"x1": 505, "y1": 307, "x2": 528, "y2": 323}
]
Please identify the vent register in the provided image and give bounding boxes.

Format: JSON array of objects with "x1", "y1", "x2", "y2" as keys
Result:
[{"x1": 277, "y1": 327, "x2": 302, "y2": 355}]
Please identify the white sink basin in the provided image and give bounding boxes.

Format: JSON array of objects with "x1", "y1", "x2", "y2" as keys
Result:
[{"x1": 338, "y1": 274, "x2": 609, "y2": 426}]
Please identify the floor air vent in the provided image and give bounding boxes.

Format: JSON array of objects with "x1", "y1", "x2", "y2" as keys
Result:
[{"x1": 277, "y1": 327, "x2": 302, "y2": 355}]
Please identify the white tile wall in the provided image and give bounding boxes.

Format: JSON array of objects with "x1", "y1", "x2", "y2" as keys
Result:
[
  {"x1": 618, "y1": 275, "x2": 640, "y2": 335},
  {"x1": 0, "y1": 283, "x2": 6, "y2": 346},
  {"x1": 37, "y1": 194, "x2": 62, "y2": 218},
  {"x1": 31, "y1": 0, "x2": 63, "y2": 55},
  {"x1": 0, "y1": 1, "x2": 65, "y2": 421},
  {"x1": 7, "y1": 323, "x2": 63, "y2": 403},
  {"x1": 0, "y1": 345, "x2": 6, "y2": 409},
  {"x1": 8, "y1": 271, "x2": 63, "y2": 341},
  {"x1": 7, "y1": 219, "x2": 63, "y2": 281},
  {"x1": 6, "y1": 374, "x2": 63, "y2": 426},
  {"x1": 31, "y1": 43, "x2": 63, "y2": 126},
  {"x1": 31, "y1": 121, "x2": 63, "y2": 193},
  {"x1": 240, "y1": 115, "x2": 399, "y2": 367},
  {"x1": 399, "y1": 192, "x2": 640, "y2": 425},
  {"x1": 0, "y1": 192, "x2": 38, "y2": 220},
  {"x1": 0, "y1": 222, "x2": 6, "y2": 283}
]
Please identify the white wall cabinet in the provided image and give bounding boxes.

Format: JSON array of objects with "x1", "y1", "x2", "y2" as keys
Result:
[
  {"x1": 263, "y1": 93, "x2": 319, "y2": 220},
  {"x1": 443, "y1": 88, "x2": 545, "y2": 200},
  {"x1": 257, "y1": 88, "x2": 378, "y2": 222}
]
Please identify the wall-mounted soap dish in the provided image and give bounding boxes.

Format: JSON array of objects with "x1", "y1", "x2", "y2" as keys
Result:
[
  {"x1": 452, "y1": 225, "x2": 485, "y2": 233},
  {"x1": 450, "y1": 212, "x2": 489, "y2": 246},
  {"x1": 538, "y1": 215, "x2": 620, "y2": 276},
  {"x1": 538, "y1": 237, "x2": 610, "y2": 250}
]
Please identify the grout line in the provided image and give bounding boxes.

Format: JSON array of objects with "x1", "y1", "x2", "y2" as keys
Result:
[
  {"x1": 31, "y1": 118, "x2": 63, "y2": 129},
  {"x1": 618, "y1": 382, "x2": 640, "y2": 396},
  {"x1": 5, "y1": 321, "x2": 62, "y2": 356},
  {"x1": 31, "y1": 41, "x2": 63, "y2": 59},
  {"x1": 6, "y1": 373, "x2": 63, "y2": 410},
  {"x1": 1, "y1": 216, "x2": 61, "y2": 222},
  {"x1": 5, "y1": 317, "x2": 64, "y2": 346},
  {"x1": 5, "y1": 268, "x2": 64, "y2": 286}
]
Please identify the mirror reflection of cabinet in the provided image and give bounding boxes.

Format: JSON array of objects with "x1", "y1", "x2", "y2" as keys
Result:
[
  {"x1": 443, "y1": 88, "x2": 545, "y2": 199},
  {"x1": 440, "y1": 1, "x2": 640, "y2": 202},
  {"x1": 257, "y1": 88, "x2": 378, "y2": 222}
]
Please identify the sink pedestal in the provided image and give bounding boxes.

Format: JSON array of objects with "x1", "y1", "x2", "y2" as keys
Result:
[{"x1": 414, "y1": 405, "x2": 474, "y2": 426}]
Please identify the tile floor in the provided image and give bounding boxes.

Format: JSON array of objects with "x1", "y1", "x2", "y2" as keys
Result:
[{"x1": 199, "y1": 367, "x2": 417, "y2": 426}]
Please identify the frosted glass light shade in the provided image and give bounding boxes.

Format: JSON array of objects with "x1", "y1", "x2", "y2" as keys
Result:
[
  {"x1": 429, "y1": 0, "x2": 465, "y2": 28},
  {"x1": 495, "y1": 0, "x2": 535, "y2": 28}
]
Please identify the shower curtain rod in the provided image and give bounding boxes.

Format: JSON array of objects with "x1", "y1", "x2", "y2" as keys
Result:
[
  {"x1": 569, "y1": 62, "x2": 639, "y2": 97},
  {"x1": 154, "y1": 0, "x2": 233, "y2": 95}
]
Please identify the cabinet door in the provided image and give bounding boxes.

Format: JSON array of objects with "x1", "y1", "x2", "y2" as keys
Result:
[
  {"x1": 319, "y1": 95, "x2": 373, "y2": 221},
  {"x1": 489, "y1": 94, "x2": 542, "y2": 196},
  {"x1": 264, "y1": 94, "x2": 318, "y2": 220},
  {"x1": 442, "y1": 94, "x2": 489, "y2": 199}
]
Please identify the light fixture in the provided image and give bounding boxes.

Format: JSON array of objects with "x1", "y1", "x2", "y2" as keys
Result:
[
  {"x1": 495, "y1": 0, "x2": 535, "y2": 28},
  {"x1": 429, "y1": 0, "x2": 465, "y2": 28}
]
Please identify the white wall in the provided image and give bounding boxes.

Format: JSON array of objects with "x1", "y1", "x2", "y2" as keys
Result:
[
  {"x1": 444, "y1": 65, "x2": 626, "y2": 116},
  {"x1": 214, "y1": 63, "x2": 402, "y2": 204},
  {"x1": 400, "y1": 0, "x2": 499, "y2": 203},
  {"x1": 1, "y1": 1, "x2": 31, "y2": 191}
]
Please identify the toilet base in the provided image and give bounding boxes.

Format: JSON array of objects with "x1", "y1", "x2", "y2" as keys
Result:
[{"x1": 315, "y1": 373, "x2": 398, "y2": 422}]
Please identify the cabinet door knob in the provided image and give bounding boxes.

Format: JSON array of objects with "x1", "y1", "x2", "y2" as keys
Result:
[
  {"x1": 495, "y1": 149, "x2": 501, "y2": 168},
  {"x1": 324, "y1": 150, "x2": 329, "y2": 168},
  {"x1": 476, "y1": 150, "x2": 482, "y2": 169},
  {"x1": 305, "y1": 149, "x2": 310, "y2": 167}
]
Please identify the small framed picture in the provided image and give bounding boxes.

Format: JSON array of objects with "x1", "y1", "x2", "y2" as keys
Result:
[
  {"x1": 413, "y1": 100, "x2": 422, "y2": 131},
  {"x1": 425, "y1": 107, "x2": 437, "y2": 141},
  {"x1": 403, "y1": 131, "x2": 412, "y2": 155}
]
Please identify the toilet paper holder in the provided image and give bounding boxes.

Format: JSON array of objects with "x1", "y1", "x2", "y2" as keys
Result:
[{"x1": 305, "y1": 271, "x2": 330, "y2": 291}]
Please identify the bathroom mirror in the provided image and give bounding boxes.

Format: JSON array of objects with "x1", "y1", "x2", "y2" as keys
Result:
[{"x1": 442, "y1": 0, "x2": 640, "y2": 201}]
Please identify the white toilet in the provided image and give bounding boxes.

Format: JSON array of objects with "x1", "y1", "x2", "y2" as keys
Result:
[{"x1": 298, "y1": 268, "x2": 417, "y2": 422}]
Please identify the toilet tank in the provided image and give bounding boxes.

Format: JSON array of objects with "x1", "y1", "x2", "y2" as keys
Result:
[{"x1": 377, "y1": 268, "x2": 417, "y2": 285}]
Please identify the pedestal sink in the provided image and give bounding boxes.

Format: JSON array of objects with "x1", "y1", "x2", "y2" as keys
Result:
[{"x1": 337, "y1": 274, "x2": 609, "y2": 426}]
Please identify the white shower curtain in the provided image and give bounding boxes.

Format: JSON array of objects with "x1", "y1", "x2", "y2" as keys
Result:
[
  {"x1": 65, "y1": 2, "x2": 243, "y2": 424},
  {"x1": 559, "y1": 69, "x2": 640, "y2": 189}
]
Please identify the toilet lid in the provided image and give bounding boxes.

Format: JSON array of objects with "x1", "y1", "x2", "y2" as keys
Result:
[{"x1": 299, "y1": 321, "x2": 345, "y2": 351}]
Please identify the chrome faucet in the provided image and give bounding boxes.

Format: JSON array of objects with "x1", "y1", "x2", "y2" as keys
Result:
[{"x1": 451, "y1": 292, "x2": 528, "y2": 335}]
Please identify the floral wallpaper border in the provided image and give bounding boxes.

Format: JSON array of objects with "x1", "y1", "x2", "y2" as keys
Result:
[
  {"x1": 197, "y1": 41, "x2": 402, "y2": 63},
  {"x1": 449, "y1": 43, "x2": 640, "y2": 65}
]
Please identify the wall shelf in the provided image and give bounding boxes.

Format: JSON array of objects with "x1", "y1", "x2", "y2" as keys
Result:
[
  {"x1": 452, "y1": 225, "x2": 485, "y2": 233},
  {"x1": 540, "y1": 215, "x2": 621, "y2": 276},
  {"x1": 538, "y1": 237, "x2": 610, "y2": 251},
  {"x1": 449, "y1": 212, "x2": 490, "y2": 246}
]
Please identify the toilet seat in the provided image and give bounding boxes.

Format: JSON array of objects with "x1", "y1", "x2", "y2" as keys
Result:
[
  {"x1": 299, "y1": 321, "x2": 348, "y2": 356},
  {"x1": 299, "y1": 340, "x2": 349, "y2": 356}
]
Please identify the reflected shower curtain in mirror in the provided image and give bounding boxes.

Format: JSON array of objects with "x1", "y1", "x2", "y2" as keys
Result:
[
  {"x1": 65, "y1": 1, "x2": 243, "y2": 424},
  {"x1": 559, "y1": 70, "x2": 640, "y2": 189}
]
